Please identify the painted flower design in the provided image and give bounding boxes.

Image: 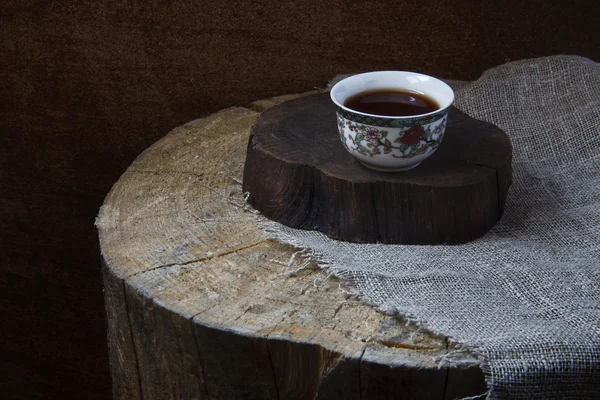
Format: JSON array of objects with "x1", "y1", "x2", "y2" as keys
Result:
[
  {"x1": 336, "y1": 114, "x2": 447, "y2": 159},
  {"x1": 365, "y1": 127, "x2": 382, "y2": 148},
  {"x1": 399, "y1": 126, "x2": 425, "y2": 145}
]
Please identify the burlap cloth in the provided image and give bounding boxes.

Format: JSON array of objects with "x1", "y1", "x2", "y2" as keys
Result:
[{"x1": 257, "y1": 55, "x2": 600, "y2": 399}]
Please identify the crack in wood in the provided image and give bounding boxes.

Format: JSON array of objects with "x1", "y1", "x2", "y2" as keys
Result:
[
  {"x1": 370, "y1": 339, "x2": 437, "y2": 351},
  {"x1": 369, "y1": 172, "x2": 380, "y2": 242},
  {"x1": 442, "y1": 365, "x2": 450, "y2": 400},
  {"x1": 190, "y1": 315, "x2": 211, "y2": 400},
  {"x1": 125, "y1": 240, "x2": 266, "y2": 279},
  {"x1": 189, "y1": 302, "x2": 220, "y2": 323},
  {"x1": 232, "y1": 305, "x2": 253, "y2": 322},
  {"x1": 265, "y1": 340, "x2": 282, "y2": 400},
  {"x1": 122, "y1": 280, "x2": 145, "y2": 400},
  {"x1": 358, "y1": 346, "x2": 367, "y2": 400},
  {"x1": 127, "y1": 168, "x2": 208, "y2": 178},
  {"x1": 463, "y1": 159, "x2": 500, "y2": 171},
  {"x1": 331, "y1": 302, "x2": 345, "y2": 320},
  {"x1": 263, "y1": 317, "x2": 287, "y2": 400}
]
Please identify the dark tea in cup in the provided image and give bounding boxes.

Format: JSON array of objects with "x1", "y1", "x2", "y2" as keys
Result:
[{"x1": 344, "y1": 89, "x2": 439, "y2": 117}]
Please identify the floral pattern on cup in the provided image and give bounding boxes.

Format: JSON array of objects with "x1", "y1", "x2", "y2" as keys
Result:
[{"x1": 337, "y1": 113, "x2": 447, "y2": 159}]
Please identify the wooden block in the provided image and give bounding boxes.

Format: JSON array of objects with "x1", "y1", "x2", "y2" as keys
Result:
[{"x1": 243, "y1": 93, "x2": 512, "y2": 244}]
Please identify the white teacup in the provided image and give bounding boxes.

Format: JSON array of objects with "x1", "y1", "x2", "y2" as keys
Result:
[{"x1": 330, "y1": 71, "x2": 454, "y2": 172}]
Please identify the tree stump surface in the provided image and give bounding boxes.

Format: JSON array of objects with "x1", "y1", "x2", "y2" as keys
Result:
[
  {"x1": 96, "y1": 91, "x2": 487, "y2": 400},
  {"x1": 243, "y1": 93, "x2": 512, "y2": 244}
]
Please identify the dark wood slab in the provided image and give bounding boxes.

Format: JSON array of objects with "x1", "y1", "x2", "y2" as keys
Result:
[{"x1": 243, "y1": 93, "x2": 512, "y2": 244}]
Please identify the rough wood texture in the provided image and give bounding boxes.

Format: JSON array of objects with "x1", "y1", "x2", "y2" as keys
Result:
[
  {"x1": 96, "y1": 92, "x2": 487, "y2": 399},
  {"x1": 102, "y1": 262, "x2": 143, "y2": 400},
  {"x1": 243, "y1": 93, "x2": 512, "y2": 244}
]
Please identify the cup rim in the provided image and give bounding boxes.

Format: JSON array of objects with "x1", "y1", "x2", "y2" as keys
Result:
[{"x1": 330, "y1": 70, "x2": 454, "y2": 119}]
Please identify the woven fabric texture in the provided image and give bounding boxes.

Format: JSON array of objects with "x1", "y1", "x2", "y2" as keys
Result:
[{"x1": 258, "y1": 55, "x2": 600, "y2": 399}]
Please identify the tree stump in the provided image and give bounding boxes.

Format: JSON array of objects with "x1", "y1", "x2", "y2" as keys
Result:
[
  {"x1": 96, "y1": 91, "x2": 487, "y2": 400},
  {"x1": 243, "y1": 93, "x2": 512, "y2": 244}
]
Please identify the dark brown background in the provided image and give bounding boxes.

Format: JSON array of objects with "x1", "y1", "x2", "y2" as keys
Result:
[{"x1": 1, "y1": 1, "x2": 598, "y2": 398}]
